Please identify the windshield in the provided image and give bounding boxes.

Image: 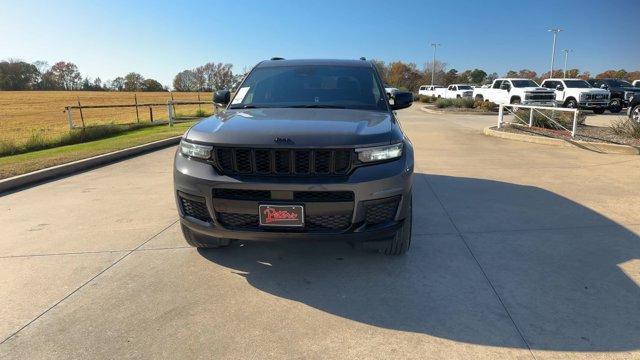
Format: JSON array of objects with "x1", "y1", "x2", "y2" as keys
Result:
[
  {"x1": 457, "y1": 85, "x2": 472, "y2": 90},
  {"x1": 511, "y1": 80, "x2": 539, "y2": 88},
  {"x1": 607, "y1": 79, "x2": 632, "y2": 87},
  {"x1": 229, "y1": 65, "x2": 387, "y2": 110},
  {"x1": 564, "y1": 80, "x2": 591, "y2": 88}
]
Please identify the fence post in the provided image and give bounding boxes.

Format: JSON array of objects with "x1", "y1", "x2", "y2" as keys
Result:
[
  {"x1": 529, "y1": 108, "x2": 534, "y2": 127},
  {"x1": 134, "y1": 94, "x2": 140, "y2": 123},
  {"x1": 76, "y1": 97, "x2": 85, "y2": 129},
  {"x1": 149, "y1": 106, "x2": 153, "y2": 123},
  {"x1": 497, "y1": 104, "x2": 504, "y2": 128},
  {"x1": 571, "y1": 110, "x2": 578, "y2": 138},
  {"x1": 170, "y1": 92, "x2": 176, "y2": 117},
  {"x1": 66, "y1": 107, "x2": 74, "y2": 129},
  {"x1": 167, "y1": 102, "x2": 174, "y2": 127}
]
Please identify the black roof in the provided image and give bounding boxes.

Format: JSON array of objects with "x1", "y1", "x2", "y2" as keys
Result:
[{"x1": 257, "y1": 59, "x2": 372, "y2": 68}]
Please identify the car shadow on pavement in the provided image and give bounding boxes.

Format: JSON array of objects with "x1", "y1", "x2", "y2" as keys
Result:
[{"x1": 198, "y1": 174, "x2": 640, "y2": 353}]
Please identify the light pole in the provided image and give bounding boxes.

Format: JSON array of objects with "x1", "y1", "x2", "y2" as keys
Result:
[
  {"x1": 430, "y1": 43, "x2": 440, "y2": 86},
  {"x1": 548, "y1": 28, "x2": 563, "y2": 78},
  {"x1": 562, "y1": 49, "x2": 573, "y2": 78}
]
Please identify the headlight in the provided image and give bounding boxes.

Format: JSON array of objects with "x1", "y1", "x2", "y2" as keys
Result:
[
  {"x1": 180, "y1": 140, "x2": 212, "y2": 159},
  {"x1": 356, "y1": 143, "x2": 403, "y2": 163}
]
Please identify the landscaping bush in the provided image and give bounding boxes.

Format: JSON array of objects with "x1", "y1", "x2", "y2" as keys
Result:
[
  {"x1": 610, "y1": 118, "x2": 640, "y2": 139},
  {"x1": 435, "y1": 98, "x2": 475, "y2": 109},
  {"x1": 418, "y1": 95, "x2": 437, "y2": 103},
  {"x1": 474, "y1": 100, "x2": 498, "y2": 112}
]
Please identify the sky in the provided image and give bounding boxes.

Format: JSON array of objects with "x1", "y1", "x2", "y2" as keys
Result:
[{"x1": 1, "y1": 0, "x2": 639, "y2": 87}]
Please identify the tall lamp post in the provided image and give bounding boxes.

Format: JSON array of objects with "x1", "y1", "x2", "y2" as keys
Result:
[
  {"x1": 548, "y1": 28, "x2": 563, "y2": 78},
  {"x1": 430, "y1": 43, "x2": 441, "y2": 86},
  {"x1": 562, "y1": 49, "x2": 573, "y2": 78}
]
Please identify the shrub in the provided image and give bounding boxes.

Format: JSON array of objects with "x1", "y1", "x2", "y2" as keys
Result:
[
  {"x1": 474, "y1": 100, "x2": 498, "y2": 112},
  {"x1": 435, "y1": 98, "x2": 475, "y2": 109},
  {"x1": 610, "y1": 118, "x2": 640, "y2": 139},
  {"x1": 195, "y1": 109, "x2": 207, "y2": 117},
  {"x1": 418, "y1": 95, "x2": 437, "y2": 103}
]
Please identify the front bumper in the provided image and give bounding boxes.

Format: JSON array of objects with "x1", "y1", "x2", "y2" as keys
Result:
[
  {"x1": 578, "y1": 101, "x2": 608, "y2": 109},
  {"x1": 522, "y1": 100, "x2": 556, "y2": 107},
  {"x1": 173, "y1": 143, "x2": 414, "y2": 244}
]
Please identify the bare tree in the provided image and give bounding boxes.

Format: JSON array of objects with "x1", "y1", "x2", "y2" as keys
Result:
[{"x1": 173, "y1": 70, "x2": 199, "y2": 91}]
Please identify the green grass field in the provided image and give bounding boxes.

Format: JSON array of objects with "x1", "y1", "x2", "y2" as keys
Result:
[{"x1": 0, "y1": 121, "x2": 195, "y2": 179}]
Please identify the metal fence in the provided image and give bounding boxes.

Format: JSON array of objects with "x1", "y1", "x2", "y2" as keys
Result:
[{"x1": 497, "y1": 104, "x2": 580, "y2": 137}]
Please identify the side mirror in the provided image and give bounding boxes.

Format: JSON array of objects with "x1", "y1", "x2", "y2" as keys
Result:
[
  {"x1": 500, "y1": 84, "x2": 510, "y2": 91},
  {"x1": 556, "y1": 84, "x2": 564, "y2": 91},
  {"x1": 390, "y1": 91, "x2": 413, "y2": 110},
  {"x1": 214, "y1": 90, "x2": 231, "y2": 105},
  {"x1": 600, "y1": 84, "x2": 608, "y2": 90}
]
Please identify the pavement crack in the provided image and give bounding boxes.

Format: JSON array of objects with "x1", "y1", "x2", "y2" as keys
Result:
[
  {"x1": 420, "y1": 175, "x2": 537, "y2": 359},
  {"x1": 0, "y1": 219, "x2": 178, "y2": 345}
]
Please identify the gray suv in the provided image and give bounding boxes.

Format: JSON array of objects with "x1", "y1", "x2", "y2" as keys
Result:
[{"x1": 174, "y1": 58, "x2": 414, "y2": 255}]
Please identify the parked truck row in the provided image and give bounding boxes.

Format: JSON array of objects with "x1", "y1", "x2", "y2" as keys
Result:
[{"x1": 417, "y1": 77, "x2": 640, "y2": 114}]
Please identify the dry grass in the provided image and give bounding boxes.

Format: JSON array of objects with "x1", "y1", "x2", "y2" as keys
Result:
[{"x1": 0, "y1": 91, "x2": 213, "y2": 147}]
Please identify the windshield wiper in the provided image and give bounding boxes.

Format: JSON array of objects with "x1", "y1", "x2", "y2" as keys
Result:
[{"x1": 286, "y1": 104, "x2": 346, "y2": 109}]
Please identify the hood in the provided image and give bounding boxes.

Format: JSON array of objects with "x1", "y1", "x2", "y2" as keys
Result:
[
  {"x1": 185, "y1": 108, "x2": 394, "y2": 147},
  {"x1": 522, "y1": 87, "x2": 554, "y2": 92},
  {"x1": 621, "y1": 87, "x2": 640, "y2": 93},
  {"x1": 576, "y1": 88, "x2": 610, "y2": 94}
]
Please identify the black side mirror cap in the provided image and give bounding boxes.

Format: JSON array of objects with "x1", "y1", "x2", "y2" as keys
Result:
[
  {"x1": 390, "y1": 91, "x2": 413, "y2": 110},
  {"x1": 214, "y1": 90, "x2": 231, "y2": 105},
  {"x1": 556, "y1": 85, "x2": 564, "y2": 91}
]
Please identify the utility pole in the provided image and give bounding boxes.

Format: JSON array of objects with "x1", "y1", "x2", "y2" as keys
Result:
[
  {"x1": 562, "y1": 49, "x2": 573, "y2": 78},
  {"x1": 430, "y1": 43, "x2": 441, "y2": 86},
  {"x1": 548, "y1": 28, "x2": 563, "y2": 78}
]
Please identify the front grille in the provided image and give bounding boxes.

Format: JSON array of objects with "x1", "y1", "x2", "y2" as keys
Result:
[
  {"x1": 527, "y1": 93, "x2": 555, "y2": 100},
  {"x1": 218, "y1": 213, "x2": 258, "y2": 228},
  {"x1": 306, "y1": 214, "x2": 352, "y2": 230},
  {"x1": 365, "y1": 197, "x2": 400, "y2": 225},
  {"x1": 179, "y1": 195, "x2": 212, "y2": 222},
  {"x1": 216, "y1": 212, "x2": 351, "y2": 232},
  {"x1": 214, "y1": 148, "x2": 353, "y2": 176},
  {"x1": 585, "y1": 93, "x2": 609, "y2": 101}
]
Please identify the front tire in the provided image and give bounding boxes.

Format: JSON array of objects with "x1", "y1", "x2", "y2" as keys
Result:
[
  {"x1": 381, "y1": 196, "x2": 412, "y2": 255},
  {"x1": 564, "y1": 98, "x2": 578, "y2": 108},
  {"x1": 609, "y1": 98, "x2": 623, "y2": 113},
  {"x1": 181, "y1": 224, "x2": 231, "y2": 249}
]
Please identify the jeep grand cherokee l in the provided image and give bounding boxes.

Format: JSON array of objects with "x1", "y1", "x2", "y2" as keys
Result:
[{"x1": 174, "y1": 59, "x2": 414, "y2": 255}]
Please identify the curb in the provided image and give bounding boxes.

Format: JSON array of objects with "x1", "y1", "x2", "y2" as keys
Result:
[
  {"x1": 420, "y1": 105, "x2": 496, "y2": 116},
  {"x1": 0, "y1": 136, "x2": 182, "y2": 194},
  {"x1": 483, "y1": 126, "x2": 640, "y2": 155}
]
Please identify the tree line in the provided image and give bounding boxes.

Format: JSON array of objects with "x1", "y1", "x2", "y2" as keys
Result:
[
  {"x1": 0, "y1": 59, "x2": 242, "y2": 92},
  {"x1": 1, "y1": 58, "x2": 638, "y2": 92},
  {"x1": 372, "y1": 60, "x2": 640, "y2": 91}
]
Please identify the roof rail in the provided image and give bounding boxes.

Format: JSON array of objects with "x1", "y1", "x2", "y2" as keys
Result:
[{"x1": 270, "y1": 57, "x2": 285, "y2": 61}]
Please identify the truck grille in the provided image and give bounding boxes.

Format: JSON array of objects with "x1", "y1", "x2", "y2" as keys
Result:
[
  {"x1": 526, "y1": 93, "x2": 555, "y2": 100},
  {"x1": 214, "y1": 148, "x2": 353, "y2": 176},
  {"x1": 585, "y1": 93, "x2": 609, "y2": 100},
  {"x1": 212, "y1": 189, "x2": 354, "y2": 202}
]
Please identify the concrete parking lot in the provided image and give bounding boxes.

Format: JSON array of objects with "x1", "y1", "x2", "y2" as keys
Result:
[{"x1": 1, "y1": 104, "x2": 639, "y2": 359}]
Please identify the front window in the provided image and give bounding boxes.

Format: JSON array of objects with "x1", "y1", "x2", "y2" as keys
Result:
[
  {"x1": 229, "y1": 65, "x2": 387, "y2": 111},
  {"x1": 512, "y1": 80, "x2": 539, "y2": 88},
  {"x1": 563, "y1": 80, "x2": 591, "y2": 88},
  {"x1": 457, "y1": 85, "x2": 472, "y2": 90}
]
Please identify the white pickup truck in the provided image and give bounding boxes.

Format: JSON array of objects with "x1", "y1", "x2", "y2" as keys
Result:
[
  {"x1": 540, "y1": 78, "x2": 610, "y2": 114},
  {"x1": 436, "y1": 84, "x2": 474, "y2": 99},
  {"x1": 418, "y1": 85, "x2": 444, "y2": 97},
  {"x1": 473, "y1": 78, "x2": 556, "y2": 106}
]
